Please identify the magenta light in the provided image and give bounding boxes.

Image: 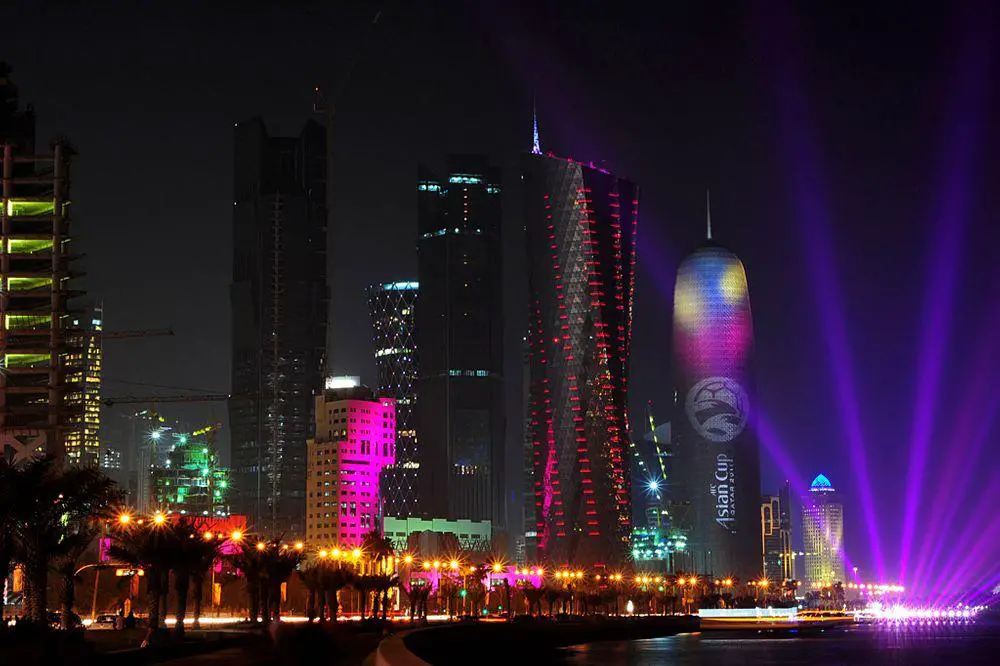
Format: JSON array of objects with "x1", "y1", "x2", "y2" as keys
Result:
[
  {"x1": 899, "y1": 3, "x2": 994, "y2": 582},
  {"x1": 751, "y1": 1, "x2": 892, "y2": 579}
]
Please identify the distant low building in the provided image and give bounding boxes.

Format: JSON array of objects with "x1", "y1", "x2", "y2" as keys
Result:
[{"x1": 383, "y1": 516, "x2": 492, "y2": 555}]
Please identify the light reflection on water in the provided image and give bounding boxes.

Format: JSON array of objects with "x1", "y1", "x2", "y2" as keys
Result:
[{"x1": 559, "y1": 624, "x2": 1000, "y2": 666}]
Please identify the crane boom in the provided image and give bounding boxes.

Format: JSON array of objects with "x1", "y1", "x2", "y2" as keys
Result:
[
  {"x1": 98, "y1": 328, "x2": 174, "y2": 340},
  {"x1": 103, "y1": 394, "x2": 229, "y2": 407}
]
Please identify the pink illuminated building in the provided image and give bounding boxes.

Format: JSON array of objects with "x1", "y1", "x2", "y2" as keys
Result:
[{"x1": 306, "y1": 379, "x2": 396, "y2": 546}]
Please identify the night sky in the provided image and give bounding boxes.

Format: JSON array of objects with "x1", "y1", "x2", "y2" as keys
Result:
[{"x1": 4, "y1": 0, "x2": 999, "y2": 587}]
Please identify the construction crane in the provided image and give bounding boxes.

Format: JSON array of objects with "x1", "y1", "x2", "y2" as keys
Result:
[
  {"x1": 98, "y1": 328, "x2": 174, "y2": 340},
  {"x1": 103, "y1": 394, "x2": 229, "y2": 407}
]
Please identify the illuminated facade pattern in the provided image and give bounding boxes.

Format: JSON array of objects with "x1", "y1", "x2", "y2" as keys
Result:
[
  {"x1": 671, "y1": 241, "x2": 762, "y2": 576},
  {"x1": 306, "y1": 385, "x2": 396, "y2": 547},
  {"x1": 802, "y1": 473, "x2": 846, "y2": 587},
  {"x1": 761, "y1": 482, "x2": 793, "y2": 581},
  {"x1": 230, "y1": 118, "x2": 329, "y2": 536},
  {"x1": 0, "y1": 69, "x2": 85, "y2": 463},
  {"x1": 65, "y1": 304, "x2": 103, "y2": 467},
  {"x1": 151, "y1": 428, "x2": 231, "y2": 518},
  {"x1": 416, "y1": 156, "x2": 504, "y2": 525},
  {"x1": 368, "y1": 281, "x2": 419, "y2": 517},
  {"x1": 522, "y1": 152, "x2": 639, "y2": 566},
  {"x1": 382, "y1": 516, "x2": 492, "y2": 554}
]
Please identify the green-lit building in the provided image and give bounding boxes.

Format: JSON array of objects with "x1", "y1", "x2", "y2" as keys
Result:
[
  {"x1": 631, "y1": 527, "x2": 688, "y2": 572},
  {"x1": 151, "y1": 428, "x2": 230, "y2": 517},
  {"x1": 0, "y1": 63, "x2": 89, "y2": 463}
]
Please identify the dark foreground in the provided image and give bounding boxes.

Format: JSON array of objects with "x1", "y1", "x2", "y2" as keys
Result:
[
  {"x1": 560, "y1": 621, "x2": 1000, "y2": 666},
  {"x1": 404, "y1": 616, "x2": 700, "y2": 665}
]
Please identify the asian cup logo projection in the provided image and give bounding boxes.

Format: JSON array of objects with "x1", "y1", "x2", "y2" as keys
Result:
[
  {"x1": 686, "y1": 376, "x2": 748, "y2": 534},
  {"x1": 684, "y1": 376, "x2": 749, "y2": 443}
]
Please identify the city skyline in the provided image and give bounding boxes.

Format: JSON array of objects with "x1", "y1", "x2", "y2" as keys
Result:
[{"x1": 1, "y1": 1, "x2": 998, "y2": 593}]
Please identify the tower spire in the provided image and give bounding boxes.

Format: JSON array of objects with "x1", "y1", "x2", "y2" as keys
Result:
[
  {"x1": 706, "y1": 189, "x2": 712, "y2": 240},
  {"x1": 532, "y1": 97, "x2": 541, "y2": 155}
]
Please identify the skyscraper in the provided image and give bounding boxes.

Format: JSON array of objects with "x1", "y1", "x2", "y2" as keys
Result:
[
  {"x1": 65, "y1": 303, "x2": 104, "y2": 467},
  {"x1": 368, "y1": 281, "x2": 419, "y2": 517},
  {"x1": 230, "y1": 118, "x2": 329, "y2": 535},
  {"x1": 761, "y1": 482, "x2": 793, "y2": 582},
  {"x1": 802, "y1": 473, "x2": 846, "y2": 588},
  {"x1": 671, "y1": 215, "x2": 762, "y2": 576},
  {"x1": 0, "y1": 64, "x2": 86, "y2": 464},
  {"x1": 415, "y1": 156, "x2": 504, "y2": 526},
  {"x1": 522, "y1": 150, "x2": 639, "y2": 565},
  {"x1": 305, "y1": 383, "x2": 395, "y2": 546}
]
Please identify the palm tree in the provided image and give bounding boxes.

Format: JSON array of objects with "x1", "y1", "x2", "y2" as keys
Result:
[
  {"x1": 360, "y1": 529, "x2": 394, "y2": 574},
  {"x1": 108, "y1": 517, "x2": 175, "y2": 639},
  {"x1": 0, "y1": 459, "x2": 17, "y2": 623},
  {"x1": 52, "y1": 526, "x2": 99, "y2": 630},
  {"x1": 11, "y1": 457, "x2": 120, "y2": 624},
  {"x1": 231, "y1": 539, "x2": 302, "y2": 625},
  {"x1": 320, "y1": 565, "x2": 354, "y2": 622},
  {"x1": 298, "y1": 565, "x2": 322, "y2": 622},
  {"x1": 165, "y1": 523, "x2": 223, "y2": 638}
]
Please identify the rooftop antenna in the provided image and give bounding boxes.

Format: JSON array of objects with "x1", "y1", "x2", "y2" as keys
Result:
[
  {"x1": 531, "y1": 97, "x2": 541, "y2": 155},
  {"x1": 706, "y1": 189, "x2": 713, "y2": 240}
]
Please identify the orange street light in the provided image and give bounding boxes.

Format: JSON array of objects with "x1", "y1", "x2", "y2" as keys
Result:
[
  {"x1": 492, "y1": 562, "x2": 502, "y2": 573},
  {"x1": 319, "y1": 550, "x2": 329, "y2": 559},
  {"x1": 332, "y1": 548, "x2": 342, "y2": 559},
  {"x1": 152, "y1": 512, "x2": 166, "y2": 525},
  {"x1": 294, "y1": 542, "x2": 304, "y2": 551},
  {"x1": 352, "y1": 548, "x2": 362, "y2": 560},
  {"x1": 432, "y1": 560, "x2": 441, "y2": 570},
  {"x1": 404, "y1": 554, "x2": 414, "y2": 565},
  {"x1": 118, "y1": 513, "x2": 132, "y2": 525},
  {"x1": 256, "y1": 541, "x2": 266, "y2": 551},
  {"x1": 422, "y1": 561, "x2": 431, "y2": 570},
  {"x1": 450, "y1": 559, "x2": 459, "y2": 571},
  {"x1": 537, "y1": 567, "x2": 545, "y2": 576},
  {"x1": 231, "y1": 530, "x2": 244, "y2": 542},
  {"x1": 203, "y1": 531, "x2": 214, "y2": 541}
]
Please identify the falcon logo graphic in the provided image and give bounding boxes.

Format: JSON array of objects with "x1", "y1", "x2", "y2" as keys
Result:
[{"x1": 685, "y1": 377, "x2": 748, "y2": 443}]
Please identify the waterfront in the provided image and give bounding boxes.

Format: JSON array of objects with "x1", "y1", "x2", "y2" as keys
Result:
[{"x1": 560, "y1": 622, "x2": 1000, "y2": 665}]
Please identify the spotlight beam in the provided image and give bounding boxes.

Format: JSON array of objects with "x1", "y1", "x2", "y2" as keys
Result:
[
  {"x1": 754, "y1": 0, "x2": 884, "y2": 578},
  {"x1": 899, "y1": 3, "x2": 994, "y2": 580}
]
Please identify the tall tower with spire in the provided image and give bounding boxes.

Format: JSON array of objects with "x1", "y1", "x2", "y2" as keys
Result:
[
  {"x1": 670, "y1": 206, "x2": 762, "y2": 577},
  {"x1": 521, "y1": 149, "x2": 639, "y2": 566},
  {"x1": 531, "y1": 101, "x2": 541, "y2": 155}
]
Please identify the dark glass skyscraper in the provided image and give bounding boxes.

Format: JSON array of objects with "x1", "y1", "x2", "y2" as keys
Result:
[
  {"x1": 522, "y1": 152, "x2": 639, "y2": 566},
  {"x1": 230, "y1": 118, "x2": 328, "y2": 535},
  {"x1": 671, "y1": 230, "x2": 762, "y2": 577},
  {"x1": 415, "y1": 156, "x2": 504, "y2": 527},
  {"x1": 369, "y1": 281, "x2": 419, "y2": 518}
]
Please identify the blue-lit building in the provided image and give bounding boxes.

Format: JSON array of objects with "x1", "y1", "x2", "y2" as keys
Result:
[
  {"x1": 369, "y1": 281, "x2": 420, "y2": 518},
  {"x1": 671, "y1": 220, "x2": 762, "y2": 577}
]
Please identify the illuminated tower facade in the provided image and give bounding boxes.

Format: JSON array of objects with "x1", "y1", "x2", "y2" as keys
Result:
[
  {"x1": 416, "y1": 156, "x2": 504, "y2": 526},
  {"x1": 306, "y1": 383, "x2": 396, "y2": 546},
  {"x1": 522, "y1": 151, "x2": 639, "y2": 566},
  {"x1": 671, "y1": 227, "x2": 762, "y2": 577},
  {"x1": 761, "y1": 482, "x2": 793, "y2": 582},
  {"x1": 802, "y1": 473, "x2": 845, "y2": 588},
  {"x1": 65, "y1": 304, "x2": 103, "y2": 467},
  {"x1": 230, "y1": 118, "x2": 329, "y2": 536},
  {"x1": 0, "y1": 63, "x2": 85, "y2": 463},
  {"x1": 368, "y1": 281, "x2": 419, "y2": 517}
]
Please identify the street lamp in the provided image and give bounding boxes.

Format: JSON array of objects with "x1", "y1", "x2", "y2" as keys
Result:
[
  {"x1": 294, "y1": 542, "x2": 304, "y2": 551},
  {"x1": 118, "y1": 513, "x2": 131, "y2": 525},
  {"x1": 231, "y1": 530, "x2": 243, "y2": 542},
  {"x1": 152, "y1": 512, "x2": 166, "y2": 525},
  {"x1": 404, "y1": 554, "x2": 414, "y2": 565},
  {"x1": 256, "y1": 541, "x2": 266, "y2": 551}
]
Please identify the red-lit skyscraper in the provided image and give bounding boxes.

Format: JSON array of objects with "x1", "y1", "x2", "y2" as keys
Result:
[{"x1": 521, "y1": 151, "x2": 639, "y2": 566}]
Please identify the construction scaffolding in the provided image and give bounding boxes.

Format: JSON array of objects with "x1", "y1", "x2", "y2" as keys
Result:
[{"x1": 0, "y1": 140, "x2": 85, "y2": 463}]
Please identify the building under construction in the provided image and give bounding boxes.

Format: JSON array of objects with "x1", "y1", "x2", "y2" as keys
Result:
[
  {"x1": 229, "y1": 118, "x2": 329, "y2": 535},
  {"x1": 151, "y1": 424, "x2": 231, "y2": 518},
  {"x1": 0, "y1": 63, "x2": 88, "y2": 463}
]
